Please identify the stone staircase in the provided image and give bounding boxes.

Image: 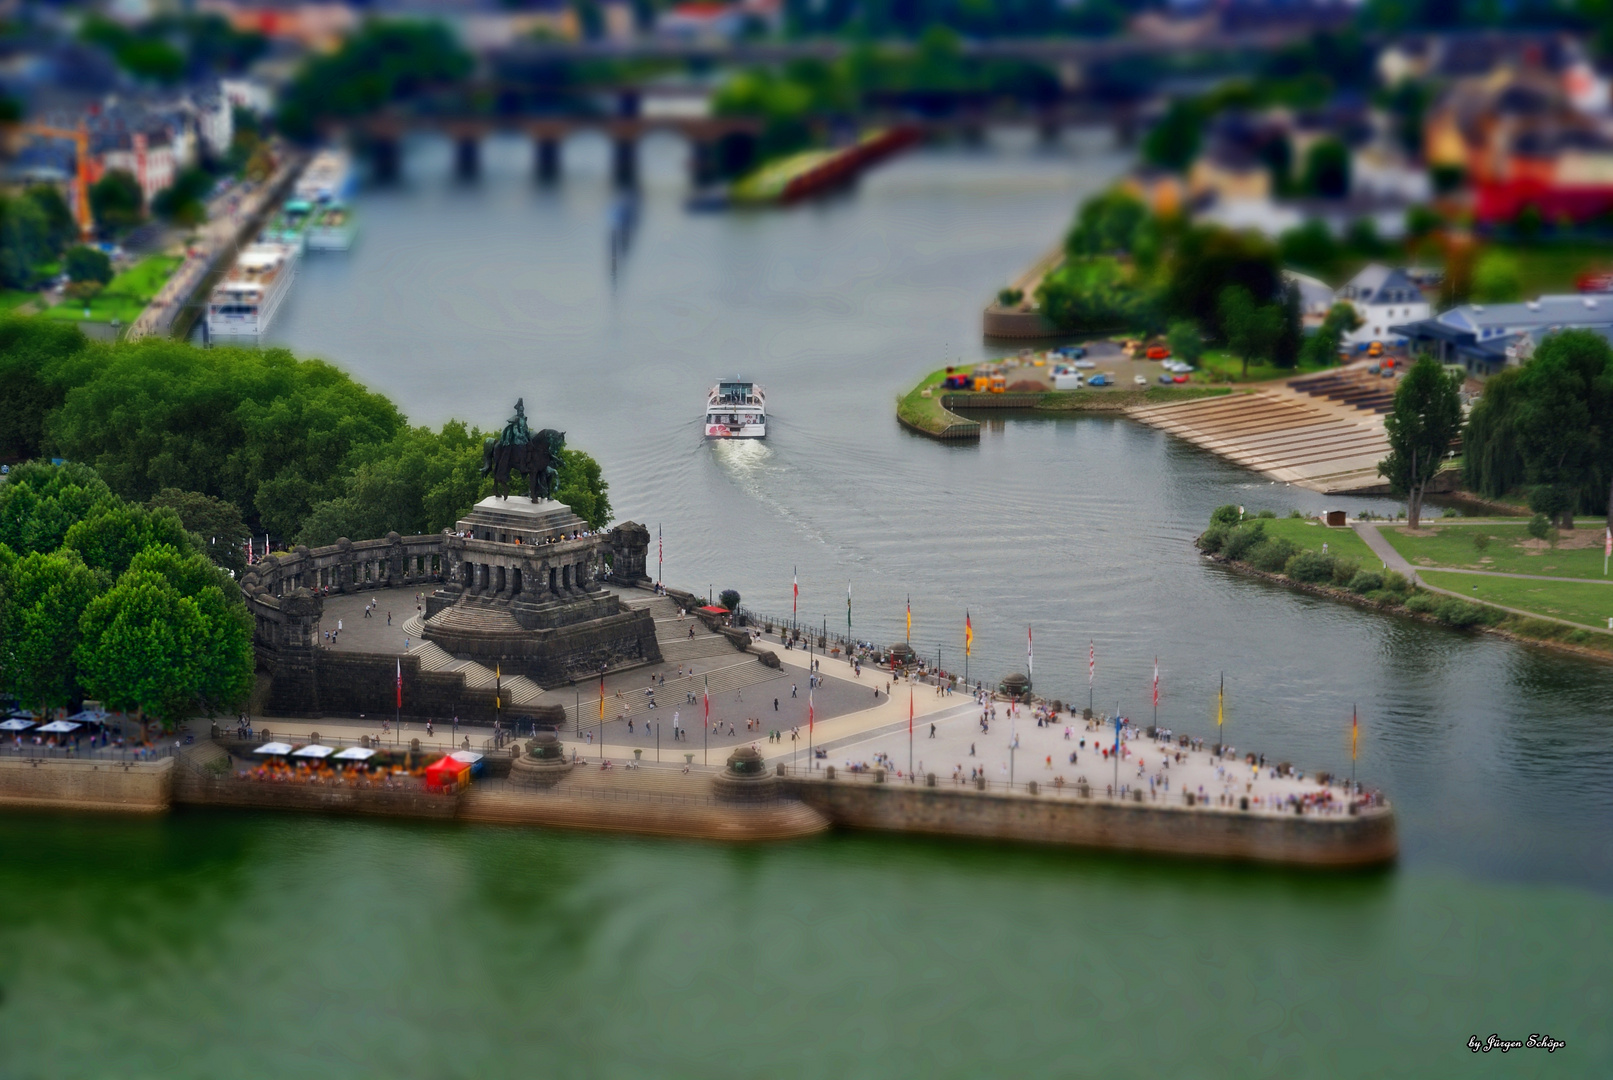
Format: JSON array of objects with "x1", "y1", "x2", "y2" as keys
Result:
[{"x1": 401, "y1": 615, "x2": 545, "y2": 707}]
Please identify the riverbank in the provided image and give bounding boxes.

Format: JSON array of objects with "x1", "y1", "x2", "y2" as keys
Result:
[
  {"x1": 728, "y1": 127, "x2": 921, "y2": 206},
  {"x1": 1198, "y1": 511, "x2": 1613, "y2": 662},
  {"x1": 897, "y1": 365, "x2": 1230, "y2": 440}
]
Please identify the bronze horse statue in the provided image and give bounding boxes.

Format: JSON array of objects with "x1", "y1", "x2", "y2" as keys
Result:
[{"x1": 482, "y1": 400, "x2": 565, "y2": 501}]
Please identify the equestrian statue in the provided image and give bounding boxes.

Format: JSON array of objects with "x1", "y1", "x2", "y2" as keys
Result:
[{"x1": 482, "y1": 398, "x2": 565, "y2": 501}]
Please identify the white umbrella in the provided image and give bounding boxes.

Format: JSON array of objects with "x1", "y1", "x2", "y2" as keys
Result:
[
  {"x1": 0, "y1": 719, "x2": 35, "y2": 732},
  {"x1": 333, "y1": 747, "x2": 375, "y2": 761},
  {"x1": 254, "y1": 742, "x2": 295, "y2": 756},
  {"x1": 291, "y1": 744, "x2": 333, "y2": 759},
  {"x1": 37, "y1": 720, "x2": 81, "y2": 734},
  {"x1": 449, "y1": 750, "x2": 483, "y2": 765}
]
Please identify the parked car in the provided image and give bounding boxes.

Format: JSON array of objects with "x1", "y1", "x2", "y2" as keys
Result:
[
  {"x1": 1058, "y1": 345, "x2": 1087, "y2": 359},
  {"x1": 1172, "y1": 373, "x2": 1189, "y2": 383},
  {"x1": 1157, "y1": 373, "x2": 1174, "y2": 384},
  {"x1": 1146, "y1": 346, "x2": 1172, "y2": 360},
  {"x1": 1087, "y1": 374, "x2": 1113, "y2": 387},
  {"x1": 1136, "y1": 374, "x2": 1150, "y2": 386},
  {"x1": 1072, "y1": 359, "x2": 1096, "y2": 369},
  {"x1": 1367, "y1": 364, "x2": 1381, "y2": 374},
  {"x1": 1367, "y1": 341, "x2": 1384, "y2": 358},
  {"x1": 942, "y1": 373, "x2": 971, "y2": 390}
]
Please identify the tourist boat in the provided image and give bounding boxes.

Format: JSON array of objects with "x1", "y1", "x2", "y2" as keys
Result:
[
  {"x1": 261, "y1": 198, "x2": 312, "y2": 253},
  {"x1": 204, "y1": 241, "x2": 297, "y2": 338},
  {"x1": 306, "y1": 202, "x2": 357, "y2": 251},
  {"x1": 295, "y1": 148, "x2": 356, "y2": 205},
  {"x1": 705, "y1": 380, "x2": 767, "y2": 438}
]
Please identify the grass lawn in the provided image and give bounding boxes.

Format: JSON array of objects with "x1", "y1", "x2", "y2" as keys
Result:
[
  {"x1": 1499, "y1": 242, "x2": 1613, "y2": 298},
  {"x1": 1194, "y1": 348, "x2": 1340, "y2": 384},
  {"x1": 1240, "y1": 516, "x2": 1381, "y2": 565},
  {"x1": 0, "y1": 290, "x2": 37, "y2": 314},
  {"x1": 1380, "y1": 521, "x2": 1613, "y2": 579},
  {"x1": 42, "y1": 254, "x2": 181, "y2": 326},
  {"x1": 1420, "y1": 570, "x2": 1613, "y2": 629},
  {"x1": 897, "y1": 368, "x2": 973, "y2": 436}
]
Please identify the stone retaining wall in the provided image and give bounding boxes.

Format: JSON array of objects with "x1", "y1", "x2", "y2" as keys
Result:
[
  {"x1": 781, "y1": 776, "x2": 1397, "y2": 868},
  {"x1": 173, "y1": 774, "x2": 459, "y2": 819},
  {"x1": 0, "y1": 756, "x2": 173, "y2": 813}
]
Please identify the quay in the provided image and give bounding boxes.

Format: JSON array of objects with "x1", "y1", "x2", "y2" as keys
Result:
[
  {"x1": 0, "y1": 588, "x2": 1395, "y2": 868},
  {"x1": 123, "y1": 150, "x2": 306, "y2": 344}
]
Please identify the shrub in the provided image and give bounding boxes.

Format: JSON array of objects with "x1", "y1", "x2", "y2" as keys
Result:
[
  {"x1": 1382, "y1": 571, "x2": 1411, "y2": 594},
  {"x1": 1209, "y1": 504, "x2": 1242, "y2": 528},
  {"x1": 1221, "y1": 521, "x2": 1268, "y2": 562},
  {"x1": 1434, "y1": 598, "x2": 1486, "y2": 627},
  {"x1": 1405, "y1": 593, "x2": 1437, "y2": 615},
  {"x1": 1347, "y1": 570, "x2": 1384, "y2": 594},
  {"x1": 1566, "y1": 630, "x2": 1592, "y2": 645},
  {"x1": 998, "y1": 287, "x2": 1024, "y2": 306},
  {"x1": 1248, "y1": 538, "x2": 1300, "y2": 573},
  {"x1": 1330, "y1": 558, "x2": 1361, "y2": 586},
  {"x1": 1528, "y1": 513, "x2": 1551, "y2": 541},
  {"x1": 1288, "y1": 509, "x2": 1305, "y2": 519},
  {"x1": 718, "y1": 589, "x2": 741, "y2": 611},
  {"x1": 1472, "y1": 532, "x2": 1490, "y2": 554},
  {"x1": 1198, "y1": 522, "x2": 1230, "y2": 553},
  {"x1": 65, "y1": 245, "x2": 113, "y2": 285},
  {"x1": 1256, "y1": 509, "x2": 1277, "y2": 519},
  {"x1": 1364, "y1": 588, "x2": 1404, "y2": 607},
  {"x1": 1284, "y1": 549, "x2": 1336, "y2": 583}
]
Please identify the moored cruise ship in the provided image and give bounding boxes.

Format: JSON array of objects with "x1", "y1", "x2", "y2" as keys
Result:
[
  {"x1": 306, "y1": 202, "x2": 357, "y2": 251},
  {"x1": 205, "y1": 242, "x2": 297, "y2": 338},
  {"x1": 294, "y1": 148, "x2": 356, "y2": 204},
  {"x1": 705, "y1": 380, "x2": 767, "y2": 438}
]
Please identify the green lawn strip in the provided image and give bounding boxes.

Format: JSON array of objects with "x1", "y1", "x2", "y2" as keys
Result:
[
  {"x1": 1194, "y1": 348, "x2": 1341, "y2": 384},
  {"x1": 1250, "y1": 517, "x2": 1381, "y2": 564},
  {"x1": 1419, "y1": 570, "x2": 1613, "y2": 630},
  {"x1": 897, "y1": 368, "x2": 973, "y2": 435},
  {"x1": 1014, "y1": 385, "x2": 1232, "y2": 410},
  {"x1": 1500, "y1": 242, "x2": 1613, "y2": 298},
  {"x1": 42, "y1": 254, "x2": 182, "y2": 325},
  {"x1": 1381, "y1": 522, "x2": 1613, "y2": 579},
  {"x1": 0, "y1": 290, "x2": 38, "y2": 313}
]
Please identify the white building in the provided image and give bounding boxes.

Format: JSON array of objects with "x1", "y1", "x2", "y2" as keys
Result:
[{"x1": 1335, "y1": 264, "x2": 1431, "y2": 346}]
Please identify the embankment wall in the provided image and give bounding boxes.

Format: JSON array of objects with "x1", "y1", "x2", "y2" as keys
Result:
[
  {"x1": 782, "y1": 776, "x2": 1397, "y2": 868},
  {"x1": 0, "y1": 757, "x2": 173, "y2": 813}
]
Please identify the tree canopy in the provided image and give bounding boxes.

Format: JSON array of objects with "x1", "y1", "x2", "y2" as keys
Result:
[
  {"x1": 1379, "y1": 355, "x2": 1464, "y2": 528},
  {"x1": 276, "y1": 21, "x2": 474, "y2": 142}
]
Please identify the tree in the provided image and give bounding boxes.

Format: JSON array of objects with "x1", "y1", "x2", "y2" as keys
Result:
[
  {"x1": 1278, "y1": 220, "x2": 1340, "y2": 276},
  {"x1": 1301, "y1": 138, "x2": 1351, "y2": 198},
  {"x1": 1378, "y1": 355, "x2": 1463, "y2": 528},
  {"x1": 1164, "y1": 226, "x2": 1282, "y2": 342},
  {"x1": 1218, "y1": 285, "x2": 1283, "y2": 377},
  {"x1": 1472, "y1": 250, "x2": 1522, "y2": 303},
  {"x1": 555, "y1": 448, "x2": 612, "y2": 530},
  {"x1": 1300, "y1": 302, "x2": 1363, "y2": 367},
  {"x1": 63, "y1": 502, "x2": 197, "y2": 577},
  {"x1": 0, "y1": 460, "x2": 114, "y2": 557},
  {"x1": 1142, "y1": 100, "x2": 1202, "y2": 172},
  {"x1": 65, "y1": 245, "x2": 113, "y2": 285},
  {"x1": 1513, "y1": 330, "x2": 1613, "y2": 529},
  {"x1": 76, "y1": 570, "x2": 210, "y2": 727},
  {"x1": 26, "y1": 186, "x2": 79, "y2": 253},
  {"x1": 1065, "y1": 190, "x2": 1149, "y2": 257},
  {"x1": 126, "y1": 544, "x2": 254, "y2": 714},
  {"x1": 0, "y1": 550, "x2": 101, "y2": 712},
  {"x1": 0, "y1": 194, "x2": 53, "y2": 289},
  {"x1": 719, "y1": 589, "x2": 741, "y2": 611},
  {"x1": 147, "y1": 489, "x2": 250, "y2": 577},
  {"x1": 89, "y1": 170, "x2": 145, "y2": 232},
  {"x1": 276, "y1": 22, "x2": 473, "y2": 141},
  {"x1": 0, "y1": 318, "x2": 87, "y2": 462},
  {"x1": 1166, "y1": 320, "x2": 1203, "y2": 366}
]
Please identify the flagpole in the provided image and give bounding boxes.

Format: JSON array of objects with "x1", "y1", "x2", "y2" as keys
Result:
[
  {"x1": 1152, "y1": 656, "x2": 1158, "y2": 729},
  {"x1": 1351, "y1": 704, "x2": 1359, "y2": 789},
  {"x1": 1088, "y1": 640, "x2": 1095, "y2": 717},
  {"x1": 703, "y1": 674, "x2": 709, "y2": 766},
  {"x1": 908, "y1": 679, "x2": 914, "y2": 780}
]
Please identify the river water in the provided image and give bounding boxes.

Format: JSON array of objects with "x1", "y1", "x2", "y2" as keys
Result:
[{"x1": 7, "y1": 132, "x2": 1608, "y2": 1077}]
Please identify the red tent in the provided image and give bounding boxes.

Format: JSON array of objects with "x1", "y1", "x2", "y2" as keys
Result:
[
  {"x1": 698, "y1": 605, "x2": 728, "y2": 614},
  {"x1": 424, "y1": 754, "x2": 471, "y2": 791}
]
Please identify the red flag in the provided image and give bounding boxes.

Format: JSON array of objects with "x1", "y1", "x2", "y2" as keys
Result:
[
  {"x1": 1027, "y1": 626, "x2": 1033, "y2": 677},
  {"x1": 395, "y1": 658, "x2": 402, "y2": 709},
  {"x1": 599, "y1": 674, "x2": 605, "y2": 720},
  {"x1": 793, "y1": 567, "x2": 798, "y2": 620},
  {"x1": 1152, "y1": 657, "x2": 1159, "y2": 708},
  {"x1": 1089, "y1": 640, "x2": 1095, "y2": 687},
  {"x1": 703, "y1": 680, "x2": 710, "y2": 726}
]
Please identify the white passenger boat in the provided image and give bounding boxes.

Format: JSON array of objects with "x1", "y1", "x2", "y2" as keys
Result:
[
  {"x1": 295, "y1": 148, "x2": 356, "y2": 204},
  {"x1": 204, "y1": 241, "x2": 297, "y2": 338},
  {"x1": 306, "y1": 202, "x2": 357, "y2": 251},
  {"x1": 705, "y1": 380, "x2": 767, "y2": 438}
]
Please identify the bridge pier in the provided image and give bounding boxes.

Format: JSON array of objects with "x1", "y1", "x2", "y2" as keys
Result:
[
  {"x1": 455, "y1": 136, "x2": 480, "y2": 180},
  {"x1": 370, "y1": 137, "x2": 401, "y2": 184},
  {"x1": 612, "y1": 137, "x2": 638, "y2": 188},
  {"x1": 690, "y1": 139, "x2": 720, "y2": 187},
  {"x1": 535, "y1": 137, "x2": 561, "y2": 183}
]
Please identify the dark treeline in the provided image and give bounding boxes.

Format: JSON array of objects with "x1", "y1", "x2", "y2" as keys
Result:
[
  {"x1": 1462, "y1": 329, "x2": 1613, "y2": 526},
  {"x1": 0, "y1": 319, "x2": 612, "y2": 547}
]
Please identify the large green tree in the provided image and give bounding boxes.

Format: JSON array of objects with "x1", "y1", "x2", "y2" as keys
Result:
[
  {"x1": 126, "y1": 545, "x2": 254, "y2": 714},
  {"x1": 0, "y1": 460, "x2": 114, "y2": 556},
  {"x1": 1513, "y1": 330, "x2": 1613, "y2": 529},
  {"x1": 1378, "y1": 355, "x2": 1463, "y2": 528},
  {"x1": 76, "y1": 570, "x2": 210, "y2": 726},
  {"x1": 63, "y1": 502, "x2": 196, "y2": 578},
  {"x1": 89, "y1": 170, "x2": 145, "y2": 232},
  {"x1": 147, "y1": 488, "x2": 250, "y2": 577},
  {"x1": 276, "y1": 21, "x2": 473, "y2": 141},
  {"x1": 0, "y1": 549, "x2": 102, "y2": 712}
]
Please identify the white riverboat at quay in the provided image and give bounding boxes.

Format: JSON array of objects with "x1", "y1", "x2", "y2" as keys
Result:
[
  {"x1": 705, "y1": 380, "x2": 767, "y2": 438},
  {"x1": 204, "y1": 241, "x2": 297, "y2": 338}
]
